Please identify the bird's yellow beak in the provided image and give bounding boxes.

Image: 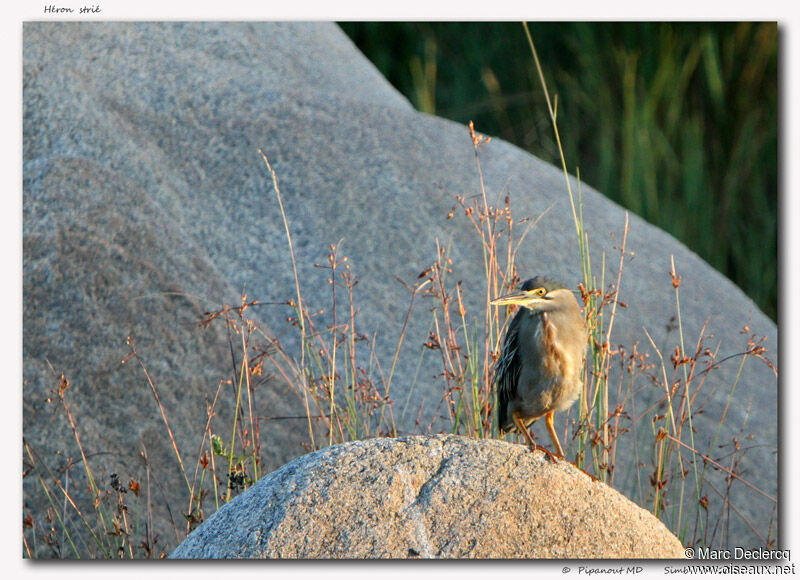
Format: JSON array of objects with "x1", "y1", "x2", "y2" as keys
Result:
[{"x1": 490, "y1": 290, "x2": 534, "y2": 306}]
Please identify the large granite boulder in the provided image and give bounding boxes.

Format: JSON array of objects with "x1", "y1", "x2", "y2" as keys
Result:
[
  {"x1": 170, "y1": 435, "x2": 685, "y2": 559},
  {"x1": 23, "y1": 22, "x2": 777, "y2": 556}
]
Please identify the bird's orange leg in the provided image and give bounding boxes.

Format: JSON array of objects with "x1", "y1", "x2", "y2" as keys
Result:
[
  {"x1": 513, "y1": 412, "x2": 558, "y2": 463},
  {"x1": 543, "y1": 411, "x2": 600, "y2": 482},
  {"x1": 544, "y1": 410, "x2": 565, "y2": 458}
]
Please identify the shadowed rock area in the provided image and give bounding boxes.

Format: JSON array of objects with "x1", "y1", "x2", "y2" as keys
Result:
[
  {"x1": 170, "y1": 435, "x2": 685, "y2": 559},
  {"x1": 23, "y1": 21, "x2": 777, "y2": 556}
]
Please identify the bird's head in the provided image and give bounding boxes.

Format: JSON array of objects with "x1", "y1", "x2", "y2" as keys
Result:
[{"x1": 490, "y1": 276, "x2": 574, "y2": 313}]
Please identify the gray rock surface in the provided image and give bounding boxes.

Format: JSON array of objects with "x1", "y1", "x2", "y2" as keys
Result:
[
  {"x1": 23, "y1": 21, "x2": 777, "y2": 556},
  {"x1": 170, "y1": 435, "x2": 685, "y2": 559}
]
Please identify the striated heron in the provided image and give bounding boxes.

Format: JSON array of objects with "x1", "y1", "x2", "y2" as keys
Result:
[{"x1": 491, "y1": 276, "x2": 588, "y2": 459}]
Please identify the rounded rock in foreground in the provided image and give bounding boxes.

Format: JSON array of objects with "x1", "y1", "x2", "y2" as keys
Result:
[{"x1": 170, "y1": 435, "x2": 685, "y2": 559}]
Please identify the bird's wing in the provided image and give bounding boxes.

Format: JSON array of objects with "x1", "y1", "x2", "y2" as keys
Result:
[{"x1": 494, "y1": 310, "x2": 522, "y2": 432}]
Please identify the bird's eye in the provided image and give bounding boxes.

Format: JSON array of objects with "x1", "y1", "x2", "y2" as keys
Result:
[{"x1": 534, "y1": 287, "x2": 546, "y2": 296}]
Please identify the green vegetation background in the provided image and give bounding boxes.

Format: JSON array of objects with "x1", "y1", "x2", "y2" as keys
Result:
[{"x1": 339, "y1": 22, "x2": 777, "y2": 321}]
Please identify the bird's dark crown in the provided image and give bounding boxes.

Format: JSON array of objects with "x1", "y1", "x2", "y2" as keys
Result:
[{"x1": 520, "y1": 276, "x2": 568, "y2": 293}]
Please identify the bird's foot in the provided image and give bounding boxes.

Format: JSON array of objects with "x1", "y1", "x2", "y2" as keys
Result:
[
  {"x1": 525, "y1": 442, "x2": 560, "y2": 464},
  {"x1": 525, "y1": 446, "x2": 601, "y2": 480}
]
